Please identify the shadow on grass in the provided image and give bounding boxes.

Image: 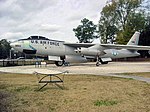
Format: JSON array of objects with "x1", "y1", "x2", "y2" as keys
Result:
[
  {"x1": 0, "y1": 91, "x2": 12, "y2": 112},
  {"x1": 34, "y1": 83, "x2": 69, "y2": 92}
]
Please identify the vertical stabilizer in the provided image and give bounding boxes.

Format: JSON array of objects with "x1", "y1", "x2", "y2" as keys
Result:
[{"x1": 127, "y1": 32, "x2": 140, "y2": 45}]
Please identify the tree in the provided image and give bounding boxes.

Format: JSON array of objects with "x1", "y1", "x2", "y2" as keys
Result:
[
  {"x1": 0, "y1": 41, "x2": 2, "y2": 59},
  {"x1": 116, "y1": 11, "x2": 146, "y2": 44},
  {"x1": 115, "y1": 0, "x2": 143, "y2": 31},
  {"x1": 99, "y1": 2, "x2": 118, "y2": 43},
  {"x1": 138, "y1": 20, "x2": 150, "y2": 57},
  {"x1": 73, "y1": 18, "x2": 98, "y2": 43},
  {"x1": 0, "y1": 39, "x2": 11, "y2": 59},
  {"x1": 115, "y1": 0, "x2": 145, "y2": 44},
  {"x1": 99, "y1": 0, "x2": 145, "y2": 44}
]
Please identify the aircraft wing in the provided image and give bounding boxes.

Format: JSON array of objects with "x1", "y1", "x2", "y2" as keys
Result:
[
  {"x1": 64, "y1": 42, "x2": 95, "y2": 48},
  {"x1": 100, "y1": 44, "x2": 150, "y2": 50},
  {"x1": 64, "y1": 42, "x2": 150, "y2": 50}
]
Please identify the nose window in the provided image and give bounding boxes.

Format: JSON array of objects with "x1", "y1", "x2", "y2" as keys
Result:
[{"x1": 15, "y1": 45, "x2": 21, "y2": 47}]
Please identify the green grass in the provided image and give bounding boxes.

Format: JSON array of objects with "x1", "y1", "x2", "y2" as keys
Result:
[
  {"x1": 94, "y1": 100, "x2": 118, "y2": 106},
  {"x1": 12, "y1": 86, "x2": 32, "y2": 92}
]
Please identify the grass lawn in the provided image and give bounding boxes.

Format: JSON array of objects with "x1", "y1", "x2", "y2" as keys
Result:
[{"x1": 0, "y1": 72, "x2": 150, "y2": 112}]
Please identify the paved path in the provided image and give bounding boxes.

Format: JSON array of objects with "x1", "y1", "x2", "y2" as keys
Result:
[{"x1": 0, "y1": 62, "x2": 150, "y2": 83}]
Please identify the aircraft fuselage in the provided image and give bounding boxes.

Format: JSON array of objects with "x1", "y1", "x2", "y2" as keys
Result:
[{"x1": 11, "y1": 38, "x2": 140, "y2": 59}]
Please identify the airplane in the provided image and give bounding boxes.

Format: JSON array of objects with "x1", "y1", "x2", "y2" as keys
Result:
[{"x1": 10, "y1": 32, "x2": 150, "y2": 66}]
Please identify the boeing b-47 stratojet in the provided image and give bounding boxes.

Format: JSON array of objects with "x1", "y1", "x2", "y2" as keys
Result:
[{"x1": 10, "y1": 32, "x2": 150, "y2": 66}]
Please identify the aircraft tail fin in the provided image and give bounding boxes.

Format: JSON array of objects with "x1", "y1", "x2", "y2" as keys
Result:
[{"x1": 127, "y1": 32, "x2": 140, "y2": 45}]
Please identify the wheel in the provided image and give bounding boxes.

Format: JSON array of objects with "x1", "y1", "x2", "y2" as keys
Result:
[
  {"x1": 96, "y1": 61, "x2": 100, "y2": 66},
  {"x1": 55, "y1": 61, "x2": 64, "y2": 66},
  {"x1": 64, "y1": 61, "x2": 69, "y2": 66}
]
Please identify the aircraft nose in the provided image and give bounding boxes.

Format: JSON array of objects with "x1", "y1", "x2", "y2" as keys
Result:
[
  {"x1": 10, "y1": 43, "x2": 15, "y2": 48},
  {"x1": 10, "y1": 41, "x2": 21, "y2": 48},
  {"x1": 10, "y1": 41, "x2": 23, "y2": 52},
  {"x1": 10, "y1": 42, "x2": 15, "y2": 48}
]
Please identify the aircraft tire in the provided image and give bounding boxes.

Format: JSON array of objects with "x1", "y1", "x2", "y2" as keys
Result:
[
  {"x1": 55, "y1": 61, "x2": 64, "y2": 66},
  {"x1": 96, "y1": 62, "x2": 100, "y2": 66}
]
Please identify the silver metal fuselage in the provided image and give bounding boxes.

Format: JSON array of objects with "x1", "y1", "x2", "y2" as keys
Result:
[{"x1": 10, "y1": 39, "x2": 140, "y2": 59}]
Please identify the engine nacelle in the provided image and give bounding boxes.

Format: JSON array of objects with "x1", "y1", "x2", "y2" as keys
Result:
[
  {"x1": 65, "y1": 55, "x2": 87, "y2": 63},
  {"x1": 75, "y1": 47, "x2": 105, "y2": 56}
]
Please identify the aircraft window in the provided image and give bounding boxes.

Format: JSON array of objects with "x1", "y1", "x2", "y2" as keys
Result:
[
  {"x1": 35, "y1": 40, "x2": 38, "y2": 44},
  {"x1": 19, "y1": 36, "x2": 56, "y2": 41},
  {"x1": 39, "y1": 36, "x2": 49, "y2": 40},
  {"x1": 43, "y1": 41, "x2": 46, "y2": 44},
  {"x1": 31, "y1": 36, "x2": 38, "y2": 39},
  {"x1": 40, "y1": 41, "x2": 43, "y2": 44},
  {"x1": 31, "y1": 40, "x2": 34, "y2": 43},
  {"x1": 50, "y1": 42, "x2": 53, "y2": 45},
  {"x1": 28, "y1": 37, "x2": 31, "y2": 39}
]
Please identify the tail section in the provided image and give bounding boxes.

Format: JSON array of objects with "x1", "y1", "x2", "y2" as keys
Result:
[{"x1": 127, "y1": 32, "x2": 140, "y2": 45}]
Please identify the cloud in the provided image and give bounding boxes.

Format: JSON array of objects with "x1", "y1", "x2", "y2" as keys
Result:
[
  {"x1": 0, "y1": 0, "x2": 107, "y2": 42},
  {"x1": 0, "y1": 0, "x2": 59, "y2": 21},
  {"x1": 0, "y1": 32, "x2": 24, "y2": 41},
  {"x1": 88, "y1": 0, "x2": 106, "y2": 12},
  {"x1": 39, "y1": 24, "x2": 61, "y2": 32},
  {"x1": 67, "y1": 13, "x2": 85, "y2": 22}
]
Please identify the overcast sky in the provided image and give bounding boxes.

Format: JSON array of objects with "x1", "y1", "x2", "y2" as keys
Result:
[{"x1": 0, "y1": 0, "x2": 107, "y2": 42}]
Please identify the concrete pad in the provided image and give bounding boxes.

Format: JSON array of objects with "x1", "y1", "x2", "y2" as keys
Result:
[
  {"x1": 0, "y1": 62, "x2": 150, "y2": 74},
  {"x1": 0, "y1": 62, "x2": 150, "y2": 83}
]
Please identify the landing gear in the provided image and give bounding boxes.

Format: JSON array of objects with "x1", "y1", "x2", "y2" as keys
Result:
[
  {"x1": 96, "y1": 61, "x2": 100, "y2": 66},
  {"x1": 55, "y1": 60, "x2": 69, "y2": 66},
  {"x1": 95, "y1": 57, "x2": 109, "y2": 66},
  {"x1": 55, "y1": 61, "x2": 64, "y2": 66},
  {"x1": 96, "y1": 57, "x2": 100, "y2": 66}
]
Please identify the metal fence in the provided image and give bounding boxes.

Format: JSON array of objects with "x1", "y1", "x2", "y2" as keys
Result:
[{"x1": 0, "y1": 59, "x2": 46, "y2": 67}]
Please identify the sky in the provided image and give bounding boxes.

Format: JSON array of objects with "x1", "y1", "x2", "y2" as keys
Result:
[{"x1": 0, "y1": 0, "x2": 107, "y2": 42}]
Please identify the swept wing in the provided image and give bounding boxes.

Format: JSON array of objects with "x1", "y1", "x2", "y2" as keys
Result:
[
  {"x1": 64, "y1": 42, "x2": 94, "y2": 48},
  {"x1": 100, "y1": 44, "x2": 150, "y2": 50},
  {"x1": 64, "y1": 42, "x2": 150, "y2": 51}
]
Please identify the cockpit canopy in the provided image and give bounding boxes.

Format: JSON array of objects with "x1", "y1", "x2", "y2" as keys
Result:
[{"x1": 19, "y1": 36, "x2": 50, "y2": 41}]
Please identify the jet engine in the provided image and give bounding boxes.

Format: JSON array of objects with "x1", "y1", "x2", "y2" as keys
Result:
[
  {"x1": 75, "y1": 47, "x2": 105, "y2": 56},
  {"x1": 65, "y1": 55, "x2": 87, "y2": 63}
]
